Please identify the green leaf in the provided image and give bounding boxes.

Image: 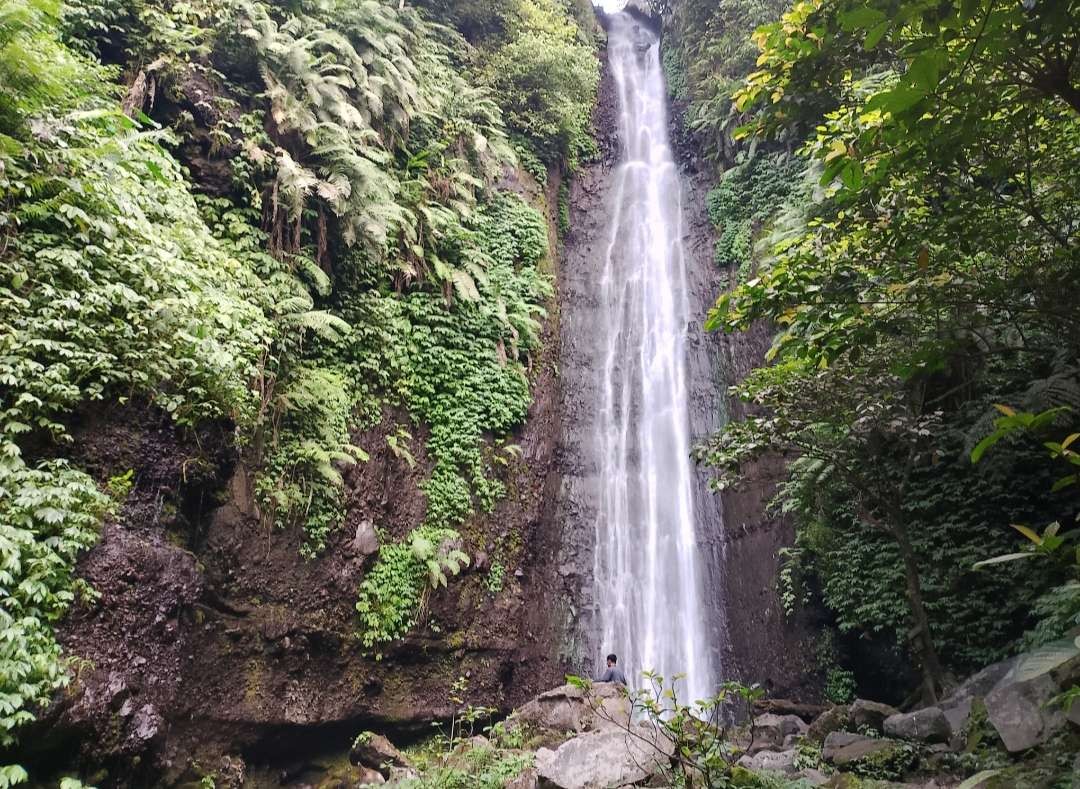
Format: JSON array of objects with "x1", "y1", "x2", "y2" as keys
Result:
[
  {"x1": 864, "y1": 21, "x2": 891, "y2": 50},
  {"x1": 973, "y1": 552, "x2": 1035, "y2": 569},
  {"x1": 1012, "y1": 639, "x2": 1080, "y2": 682},
  {"x1": 867, "y1": 85, "x2": 927, "y2": 115},
  {"x1": 1051, "y1": 475, "x2": 1077, "y2": 492},
  {"x1": 906, "y1": 51, "x2": 943, "y2": 92},
  {"x1": 839, "y1": 7, "x2": 888, "y2": 31},
  {"x1": 971, "y1": 431, "x2": 1005, "y2": 463}
]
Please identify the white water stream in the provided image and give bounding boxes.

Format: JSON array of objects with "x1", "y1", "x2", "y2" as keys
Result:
[{"x1": 592, "y1": 12, "x2": 715, "y2": 704}]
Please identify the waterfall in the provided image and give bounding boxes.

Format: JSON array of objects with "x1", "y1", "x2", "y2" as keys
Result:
[{"x1": 592, "y1": 12, "x2": 716, "y2": 705}]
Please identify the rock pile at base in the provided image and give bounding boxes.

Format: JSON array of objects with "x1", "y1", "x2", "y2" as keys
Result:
[{"x1": 345, "y1": 649, "x2": 1080, "y2": 788}]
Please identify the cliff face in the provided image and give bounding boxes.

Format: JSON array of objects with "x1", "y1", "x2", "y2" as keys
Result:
[
  {"x1": 558, "y1": 14, "x2": 816, "y2": 701},
  {"x1": 666, "y1": 67, "x2": 821, "y2": 702},
  {"x1": 25, "y1": 169, "x2": 575, "y2": 788},
  {"x1": 26, "y1": 16, "x2": 814, "y2": 788}
]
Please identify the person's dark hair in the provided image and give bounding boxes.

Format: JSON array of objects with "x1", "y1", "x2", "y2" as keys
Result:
[{"x1": 606, "y1": 653, "x2": 617, "y2": 664}]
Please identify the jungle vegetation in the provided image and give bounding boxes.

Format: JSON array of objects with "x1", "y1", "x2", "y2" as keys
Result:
[
  {"x1": 0, "y1": 0, "x2": 597, "y2": 781},
  {"x1": 660, "y1": 0, "x2": 1080, "y2": 704}
]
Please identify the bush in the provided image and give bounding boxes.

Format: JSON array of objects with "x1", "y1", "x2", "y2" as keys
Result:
[{"x1": 486, "y1": 30, "x2": 598, "y2": 166}]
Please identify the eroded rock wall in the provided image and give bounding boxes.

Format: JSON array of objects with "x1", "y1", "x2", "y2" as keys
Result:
[
  {"x1": 28, "y1": 169, "x2": 575, "y2": 787},
  {"x1": 557, "y1": 10, "x2": 817, "y2": 700}
]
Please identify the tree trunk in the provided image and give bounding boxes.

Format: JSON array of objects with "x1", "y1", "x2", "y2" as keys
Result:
[{"x1": 892, "y1": 520, "x2": 946, "y2": 704}]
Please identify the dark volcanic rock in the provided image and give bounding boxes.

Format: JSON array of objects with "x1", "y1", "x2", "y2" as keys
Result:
[
  {"x1": 850, "y1": 698, "x2": 901, "y2": 733},
  {"x1": 41, "y1": 157, "x2": 573, "y2": 782},
  {"x1": 349, "y1": 731, "x2": 412, "y2": 776},
  {"x1": 884, "y1": 707, "x2": 951, "y2": 744},
  {"x1": 807, "y1": 705, "x2": 851, "y2": 743}
]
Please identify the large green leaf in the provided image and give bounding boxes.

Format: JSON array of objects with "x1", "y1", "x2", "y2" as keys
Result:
[{"x1": 1012, "y1": 639, "x2": 1080, "y2": 683}]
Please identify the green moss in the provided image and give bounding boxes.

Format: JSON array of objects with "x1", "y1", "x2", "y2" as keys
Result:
[{"x1": 849, "y1": 742, "x2": 917, "y2": 782}]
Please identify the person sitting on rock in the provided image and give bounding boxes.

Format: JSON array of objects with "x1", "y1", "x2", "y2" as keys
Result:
[{"x1": 598, "y1": 653, "x2": 628, "y2": 686}]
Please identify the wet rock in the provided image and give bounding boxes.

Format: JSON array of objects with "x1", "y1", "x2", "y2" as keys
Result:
[
  {"x1": 506, "y1": 768, "x2": 539, "y2": 789},
  {"x1": 884, "y1": 707, "x2": 951, "y2": 743},
  {"x1": 821, "y1": 731, "x2": 866, "y2": 762},
  {"x1": 736, "y1": 748, "x2": 798, "y2": 774},
  {"x1": 985, "y1": 673, "x2": 1066, "y2": 752},
  {"x1": 823, "y1": 734, "x2": 908, "y2": 770},
  {"x1": 850, "y1": 699, "x2": 901, "y2": 733},
  {"x1": 535, "y1": 723, "x2": 673, "y2": 789},
  {"x1": 349, "y1": 732, "x2": 412, "y2": 777},
  {"x1": 349, "y1": 519, "x2": 379, "y2": 557},
  {"x1": 807, "y1": 706, "x2": 851, "y2": 743},
  {"x1": 753, "y1": 712, "x2": 808, "y2": 747}
]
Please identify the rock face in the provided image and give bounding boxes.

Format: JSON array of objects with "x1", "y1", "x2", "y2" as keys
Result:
[
  {"x1": 36, "y1": 171, "x2": 574, "y2": 783},
  {"x1": 510, "y1": 682, "x2": 631, "y2": 736},
  {"x1": 807, "y1": 705, "x2": 851, "y2": 743},
  {"x1": 559, "y1": 17, "x2": 818, "y2": 699},
  {"x1": 984, "y1": 673, "x2": 1067, "y2": 752},
  {"x1": 850, "y1": 699, "x2": 901, "y2": 733},
  {"x1": 535, "y1": 723, "x2": 673, "y2": 789},
  {"x1": 883, "y1": 707, "x2": 951, "y2": 744}
]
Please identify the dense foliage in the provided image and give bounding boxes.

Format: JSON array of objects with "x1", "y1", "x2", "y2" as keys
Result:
[
  {"x1": 660, "y1": 0, "x2": 791, "y2": 165},
  {"x1": 0, "y1": 0, "x2": 594, "y2": 777},
  {"x1": 693, "y1": 0, "x2": 1080, "y2": 701}
]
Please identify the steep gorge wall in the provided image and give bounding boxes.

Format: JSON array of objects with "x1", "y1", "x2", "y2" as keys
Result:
[
  {"x1": 24, "y1": 11, "x2": 815, "y2": 786},
  {"x1": 558, "y1": 8, "x2": 818, "y2": 699},
  {"x1": 672, "y1": 91, "x2": 821, "y2": 705},
  {"x1": 26, "y1": 170, "x2": 576, "y2": 788}
]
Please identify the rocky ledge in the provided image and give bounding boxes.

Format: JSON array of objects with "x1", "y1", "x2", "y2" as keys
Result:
[{"x1": 309, "y1": 645, "x2": 1079, "y2": 789}]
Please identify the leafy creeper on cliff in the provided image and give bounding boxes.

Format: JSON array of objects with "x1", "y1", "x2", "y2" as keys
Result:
[{"x1": 354, "y1": 526, "x2": 469, "y2": 657}]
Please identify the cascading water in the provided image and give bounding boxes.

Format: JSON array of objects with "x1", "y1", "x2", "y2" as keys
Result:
[{"x1": 592, "y1": 12, "x2": 716, "y2": 704}]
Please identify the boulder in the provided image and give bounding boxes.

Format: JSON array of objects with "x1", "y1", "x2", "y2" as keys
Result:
[
  {"x1": 349, "y1": 519, "x2": 379, "y2": 557},
  {"x1": 984, "y1": 672, "x2": 1066, "y2": 752},
  {"x1": 821, "y1": 731, "x2": 866, "y2": 762},
  {"x1": 506, "y1": 768, "x2": 539, "y2": 789},
  {"x1": 883, "y1": 707, "x2": 951, "y2": 744},
  {"x1": 754, "y1": 699, "x2": 830, "y2": 722},
  {"x1": 511, "y1": 682, "x2": 631, "y2": 738},
  {"x1": 535, "y1": 723, "x2": 673, "y2": 789},
  {"x1": 753, "y1": 712, "x2": 808, "y2": 747},
  {"x1": 349, "y1": 732, "x2": 412, "y2": 777},
  {"x1": 736, "y1": 748, "x2": 798, "y2": 775},
  {"x1": 824, "y1": 735, "x2": 909, "y2": 770},
  {"x1": 938, "y1": 657, "x2": 1017, "y2": 735},
  {"x1": 850, "y1": 699, "x2": 901, "y2": 733},
  {"x1": 354, "y1": 766, "x2": 385, "y2": 786},
  {"x1": 807, "y1": 706, "x2": 851, "y2": 744}
]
